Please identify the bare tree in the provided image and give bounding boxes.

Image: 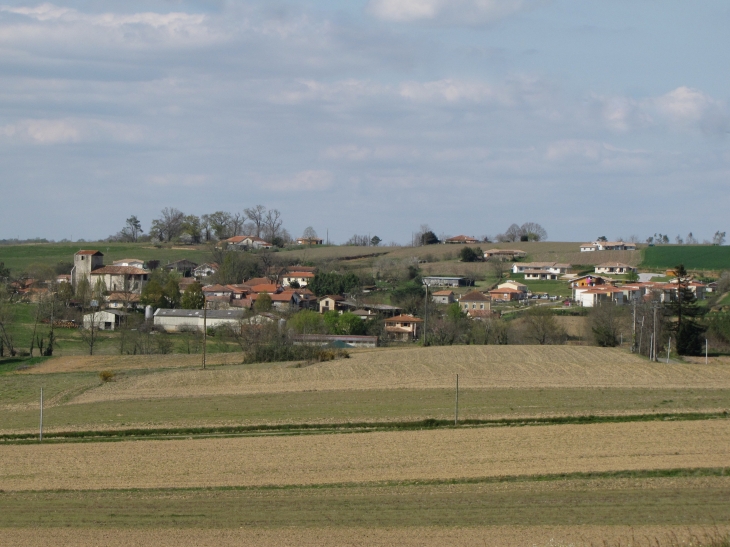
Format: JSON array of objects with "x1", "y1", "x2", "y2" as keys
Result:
[
  {"x1": 522, "y1": 306, "x2": 566, "y2": 345},
  {"x1": 302, "y1": 226, "x2": 318, "y2": 239},
  {"x1": 150, "y1": 207, "x2": 185, "y2": 242},
  {"x1": 0, "y1": 286, "x2": 17, "y2": 356},
  {"x1": 244, "y1": 205, "x2": 267, "y2": 238},
  {"x1": 489, "y1": 258, "x2": 506, "y2": 281},
  {"x1": 520, "y1": 222, "x2": 547, "y2": 242},
  {"x1": 263, "y1": 209, "x2": 283, "y2": 242},
  {"x1": 504, "y1": 224, "x2": 522, "y2": 242},
  {"x1": 230, "y1": 213, "x2": 245, "y2": 237}
]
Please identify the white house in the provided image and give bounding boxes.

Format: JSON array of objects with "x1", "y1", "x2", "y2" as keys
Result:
[
  {"x1": 523, "y1": 270, "x2": 560, "y2": 280},
  {"x1": 194, "y1": 262, "x2": 219, "y2": 278},
  {"x1": 511, "y1": 262, "x2": 570, "y2": 275},
  {"x1": 595, "y1": 263, "x2": 637, "y2": 275},
  {"x1": 580, "y1": 241, "x2": 637, "y2": 252},
  {"x1": 281, "y1": 271, "x2": 315, "y2": 288},
  {"x1": 431, "y1": 290, "x2": 455, "y2": 304},
  {"x1": 574, "y1": 286, "x2": 625, "y2": 307},
  {"x1": 224, "y1": 235, "x2": 273, "y2": 250},
  {"x1": 497, "y1": 281, "x2": 528, "y2": 293}
]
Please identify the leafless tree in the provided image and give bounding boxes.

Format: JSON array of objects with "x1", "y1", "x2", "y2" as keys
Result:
[
  {"x1": 302, "y1": 226, "x2": 318, "y2": 239},
  {"x1": 230, "y1": 213, "x2": 245, "y2": 237},
  {"x1": 150, "y1": 207, "x2": 185, "y2": 242},
  {"x1": 263, "y1": 209, "x2": 283, "y2": 242},
  {"x1": 520, "y1": 222, "x2": 547, "y2": 242},
  {"x1": 0, "y1": 286, "x2": 17, "y2": 356},
  {"x1": 504, "y1": 224, "x2": 522, "y2": 242},
  {"x1": 244, "y1": 205, "x2": 267, "y2": 238},
  {"x1": 521, "y1": 306, "x2": 566, "y2": 345},
  {"x1": 489, "y1": 258, "x2": 506, "y2": 281}
]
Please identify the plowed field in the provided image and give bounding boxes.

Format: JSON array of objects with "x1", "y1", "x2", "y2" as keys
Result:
[{"x1": 65, "y1": 346, "x2": 730, "y2": 405}]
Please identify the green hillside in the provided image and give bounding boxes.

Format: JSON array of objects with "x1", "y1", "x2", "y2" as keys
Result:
[
  {"x1": 641, "y1": 245, "x2": 730, "y2": 271},
  {"x1": 0, "y1": 242, "x2": 211, "y2": 277}
]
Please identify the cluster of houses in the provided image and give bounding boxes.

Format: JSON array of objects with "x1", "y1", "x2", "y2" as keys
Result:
[{"x1": 60, "y1": 244, "x2": 711, "y2": 345}]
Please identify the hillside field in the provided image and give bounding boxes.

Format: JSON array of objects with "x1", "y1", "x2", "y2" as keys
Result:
[{"x1": 641, "y1": 245, "x2": 730, "y2": 271}]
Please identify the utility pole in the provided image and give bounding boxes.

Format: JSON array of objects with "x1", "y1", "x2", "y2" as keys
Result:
[
  {"x1": 652, "y1": 303, "x2": 659, "y2": 362},
  {"x1": 39, "y1": 387, "x2": 43, "y2": 442},
  {"x1": 706, "y1": 339, "x2": 709, "y2": 364},
  {"x1": 454, "y1": 374, "x2": 459, "y2": 426},
  {"x1": 202, "y1": 305, "x2": 207, "y2": 370},
  {"x1": 631, "y1": 300, "x2": 637, "y2": 353},
  {"x1": 423, "y1": 282, "x2": 428, "y2": 346},
  {"x1": 666, "y1": 337, "x2": 671, "y2": 363}
]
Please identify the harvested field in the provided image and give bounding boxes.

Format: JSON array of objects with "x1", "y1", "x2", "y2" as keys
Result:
[
  {"x1": 1, "y1": 420, "x2": 728, "y2": 491},
  {"x1": 4, "y1": 525, "x2": 729, "y2": 547},
  {"x1": 66, "y1": 346, "x2": 730, "y2": 405}
]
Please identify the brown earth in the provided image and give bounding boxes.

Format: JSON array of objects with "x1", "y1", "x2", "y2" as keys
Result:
[
  {"x1": 2, "y1": 420, "x2": 728, "y2": 491},
  {"x1": 64, "y1": 346, "x2": 730, "y2": 405},
  {"x1": 2, "y1": 525, "x2": 728, "y2": 547}
]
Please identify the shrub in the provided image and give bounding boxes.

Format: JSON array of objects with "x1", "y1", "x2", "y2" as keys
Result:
[{"x1": 99, "y1": 370, "x2": 116, "y2": 382}]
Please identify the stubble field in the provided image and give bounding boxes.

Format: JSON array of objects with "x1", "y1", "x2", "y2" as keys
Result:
[{"x1": 2, "y1": 345, "x2": 730, "y2": 546}]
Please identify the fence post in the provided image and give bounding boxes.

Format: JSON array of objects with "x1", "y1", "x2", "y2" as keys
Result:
[{"x1": 454, "y1": 374, "x2": 459, "y2": 426}]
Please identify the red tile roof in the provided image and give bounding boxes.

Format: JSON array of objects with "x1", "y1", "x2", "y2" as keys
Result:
[
  {"x1": 460, "y1": 291, "x2": 491, "y2": 301},
  {"x1": 385, "y1": 314, "x2": 424, "y2": 323}
]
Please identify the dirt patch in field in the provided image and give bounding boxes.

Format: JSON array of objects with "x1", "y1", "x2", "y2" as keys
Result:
[
  {"x1": 68, "y1": 346, "x2": 730, "y2": 405},
  {"x1": 1, "y1": 420, "x2": 728, "y2": 491},
  {"x1": 0, "y1": 526, "x2": 726, "y2": 547}
]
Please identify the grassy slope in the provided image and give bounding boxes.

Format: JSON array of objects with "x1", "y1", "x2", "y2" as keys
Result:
[
  {"x1": 0, "y1": 242, "x2": 212, "y2": 275},
  {"x1": 642, "y1": 245, "x2": 730, "y2": 271},
  {"x1": 4, "y1": 385, "x2": 730, "y2": 432}
]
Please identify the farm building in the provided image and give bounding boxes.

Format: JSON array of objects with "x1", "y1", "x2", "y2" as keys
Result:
[
  {"x1": 422, "y1": 276, "x2": 469, "y2": 288},
  {"x1": 83, "y1": 309, "x2": 126, "y2": 331},
  {"x1": 488, "y1": 287, "x2": 525, "y2": 302},
  {"x1": 223, "y1": 235, "x2": 273, "y2": 250},
  {"x1": 164, "y1": 259, "x2": 198, "y2": 277},
  {"x1": 153, "y1": 308, "x2": 246, "y2": 332}
]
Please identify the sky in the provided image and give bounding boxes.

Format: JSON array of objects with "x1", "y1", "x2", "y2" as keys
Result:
[{"x1": 0, "y1": 0, "x2": 729, "y2": 244}]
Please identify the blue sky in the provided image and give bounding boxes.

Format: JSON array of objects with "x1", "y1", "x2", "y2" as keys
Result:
[{"x1": 0, "y1": 0, "x2": 728, "y2": 243}]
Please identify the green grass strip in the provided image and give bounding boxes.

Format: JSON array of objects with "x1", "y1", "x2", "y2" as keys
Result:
[
  {"x1": 8, "y1": 467, "x2": 729, "y2": 494},
  {"x1": 1, "y1": 411, "x2": 728, "y2": 444}
]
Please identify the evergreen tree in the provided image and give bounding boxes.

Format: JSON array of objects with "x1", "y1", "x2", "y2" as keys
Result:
[
  {"x1": 181, "y1": 281, "x2": 205, "y2": 309},
  {"x1": 665, "y1": 264, "x2": 705, "y2": 355}
]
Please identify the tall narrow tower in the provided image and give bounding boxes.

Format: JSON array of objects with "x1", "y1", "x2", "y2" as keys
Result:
[{"x1": 71, "y1": 250, "x2": 104, "y2": 290}]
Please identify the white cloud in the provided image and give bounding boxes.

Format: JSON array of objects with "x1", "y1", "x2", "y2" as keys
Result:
[
  {"x1": 367, "y1": 0, "x2": 541, "y2": 25},
  {"x1": 0, "y1": 3, "x2": 217, "y2": 49},
  {"x1": 268, "y1": 170, "x2": 334, "y2": 192},
  {"x1": 148, "y1": 174, "x2": 208, "y2": 187},
  {"x1": 594, "y1": 87, "x2": 729, "y2": 135},
  {"x1": 1, "y1": 118, "x2": 144, "y2": 144}
]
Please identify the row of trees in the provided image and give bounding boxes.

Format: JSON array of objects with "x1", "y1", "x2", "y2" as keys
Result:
[
  {"x1": 414, "y1": 222, "x2": 548, "y2": 246},
  {"x1": 647, "y1": 231, "x2": 726, "y2": 246},
  {"x1": 110, "y1": 206, "x2": 290, "y2": 246}
]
